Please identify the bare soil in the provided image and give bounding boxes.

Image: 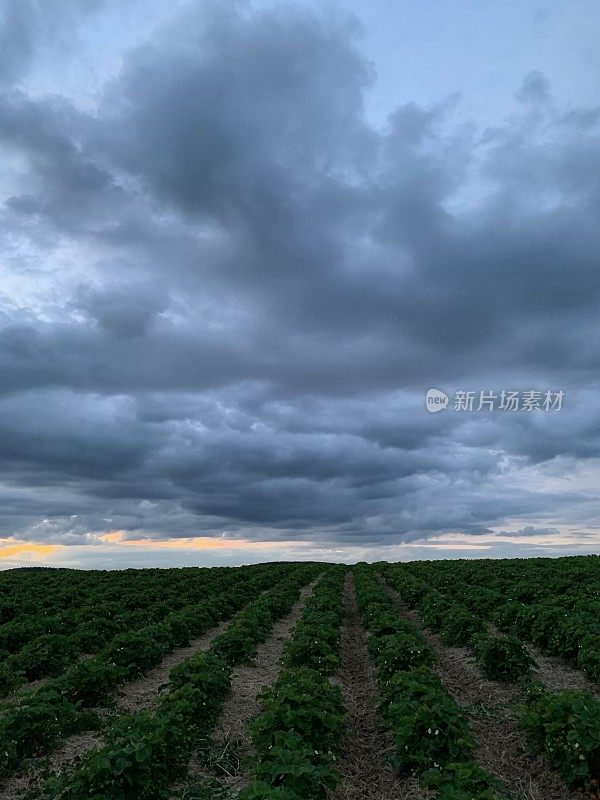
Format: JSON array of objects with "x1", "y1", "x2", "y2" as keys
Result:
[
  {"x1": 529, "y1": 646, "x2": 600, "y2": 702},
  {"x1": 0, "y1": 611, "x2": 256, "y2": 799},
  {"x1": 0, "y1": 676, "x2": 50, "y2": 710},
  {"x1": 488, "y1": 621, "x2": 600, "y2": 701},
  {"x1": 0, "y1": 729, "x2": 104, "y2": 800},
  {"x1": 328, "y1": 573, "x2": 431, "y2": 800},
  {"x1": 0, "y1": 656, "x2": 92, "y2": 710},
  {"x1": 181, "y1": 578, "x2": 320, "y2": 794},
  {"x1": 116, "y1": 618, "x2": 234, "y2": 713},
  {"x1": 382, "y1": 580, "x2": 586, "y2": 800}
]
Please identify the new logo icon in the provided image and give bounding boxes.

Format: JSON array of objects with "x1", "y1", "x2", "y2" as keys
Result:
[{"x1": 426, "y1": 388, "x2": 448, "y2": 413}]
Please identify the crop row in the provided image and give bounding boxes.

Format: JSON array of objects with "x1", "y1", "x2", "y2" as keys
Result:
[
  {"x1": 0, "y1": 563, "x2": 298, "y2": 781},
  {"x1": 398, "y1": 557, "x2": 600, "y2": 683},
  {"x1": 354, "y1": 565, "x2": 509, "y2": 800},
  {"x1": 38, "y1": 564, "x2": 323, "y2": 800},
  {"x1": 239, "y1": 566, "x2": 347, "y2": 800},
  {"x1": 0, "y1": 565, "x2": 294, "y2": 697},
  {"x1": 0, "y1": 566, "x2": 243, "y2": 655},
  {"x1": 381, "y1": 567, "x2": 534, "y2": 683},
  {"x1": 383, "y1": 562, "x2": 600, "y2": 791}
]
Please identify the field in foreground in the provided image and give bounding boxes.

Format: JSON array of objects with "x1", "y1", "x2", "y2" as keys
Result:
[{"x1": 1, "y1": 556, "x2": 600, "y2": 799}]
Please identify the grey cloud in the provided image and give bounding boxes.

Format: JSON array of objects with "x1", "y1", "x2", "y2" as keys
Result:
[
  {"x1": 0, "y1": 0, "x2": 104, "y2": 85},
  {"x1": 0, "y1": 90, "x2": 123, "y2": 235},
  {"x1": 516, "y1": 70, "x2": 551, "y2": 105},
  {"x1": 96, "y1": 2, "x2": 375, "y2": 216},
  {"x1": 495, "y1": 526, "x2": 559, "y2": 537},
  {"x1": 0, "y1": 2, "x2": 599, "y2": 556},
  {"x1": 74, "y1": 283, "x2": 170, "y2": 339}
]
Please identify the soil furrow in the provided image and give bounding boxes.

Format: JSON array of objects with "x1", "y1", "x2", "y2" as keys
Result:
[
  {"x1": 0, "y1": 677, "x2": 50, "y2": 711},
  {"x1": 528, "y1": 645, "x2": 600, "y2": 702},
  {"x1": 0, "y1": 728, "x2": 106, "y2": 800},
  {"x1": 0, "y1": 620, "x2": 244, "y2": 800},
  {"x1": 179, "y1": 577, "x2": 320, "y2": 795},
  {"x1": 329, "y1": 573, "x2": 430, "y2": 800},
  {"x1": 0, "y1": 611, "x2": 256, "y2": 799},
  {"x1": 0, "y1": 656, "x2": 93, "y2": 713},
  {"x1": 382, "y1": 580, "x2": 585, "y2": 800},
  {"x1": 487, "y1": 621, "x2": 600, "y2": 702},
  {"x1": 116, "y1": 618, "x2": 233, "y2": 713}
]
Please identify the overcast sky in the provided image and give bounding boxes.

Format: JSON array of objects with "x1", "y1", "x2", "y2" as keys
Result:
[{"x1": 1, "y1": 0, "x2": 600, "y2": 569}]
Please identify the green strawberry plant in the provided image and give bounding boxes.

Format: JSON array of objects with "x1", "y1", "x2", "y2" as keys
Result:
[
  {"x1": 472, "y1": 633, "x2": 534, "y2": 682},
  {"x1": 520, "y1": 688, "x2": 600, "y2": 788}
]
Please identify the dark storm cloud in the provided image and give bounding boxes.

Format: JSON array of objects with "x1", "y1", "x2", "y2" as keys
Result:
[
  {"x1": 75, "y1": 283, "x2": 169, "y2": 339},
  {"x1": 0, "y1": 1, "x2": 599, "y2": 550},
  {"x1": 0, "y1": 89, "x2": 123, "y2": 236},
  {"x1": 96, "y1": 3, "x2": 375, "y2": 216}
]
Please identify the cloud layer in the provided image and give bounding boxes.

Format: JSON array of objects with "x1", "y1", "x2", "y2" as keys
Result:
[{"x1": 1, "y1": 1, "x2": 599, "y2": 563}]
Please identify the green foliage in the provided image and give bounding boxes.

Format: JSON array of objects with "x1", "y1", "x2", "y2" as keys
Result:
[
  {"x1": 367, "y1": 610, "x2": 414, "y2": 639},
  {"x1": 0, "y1": 620, "x2": 45, "y2": 654},
  {"x1": 160, "y1": 611, "x2": 193, "y2": 647},
  {"x1": 382, "y1": 557, "x2": 600, "y2": 792},
  {"x1": 283, "y1": 621, "x2": 339, "y2": 674},
  {"x1": 492, "y1": 601, "x2": 530, "y2": 634},
  {"x1": 43, "y1": 707, "x2": 196, "y2": 800},
  {"x1": 0, "y1": 562, "x2": 308, "y2": 782},
  {"x1": 382, "y1": 665, "x2": 443, "y2": 703},
  {"x1": 17, "y1": 634, "x2": 78, "y2": 680},
  {"x1": 0, "y1": 659, "x2": 25, "y2": 696},
  {"x1": 418, "y1": 594, "x2": 451, "y2": 630},
  {"x1": 74, "y1": 616, "x2": 122, "y2": 651},
  {"x1": 375, "y1": 634, "x2": 436, "y2": 682},
  {"x1": 544, "y1": 612, "x2": 594, "y2": 664},
  {"x1": 472, "y1": 634, "x2": 534, "y2": 683},
  {"x1": 103, "y1": 630, "x2": 166, "y2": 677},
  {"x1": 0, "y1": 689, "x2": 82, "y2": 775},
  {"x1": 243, "y1": 571, "x2": 346, "y2": 798},
  {"x1": 400, "y1": 555, "x2": 600, "y2": 683},
  {"x1": 37, "y1": 565, "x2": 321, "y2": 799},
  {"x1": 247, "y1": 669, "x2": 344, "y2": 799},
  {"x1": 239, "y1": 782, "x2": 301, "y2": 800},
  {"x1": 211, "y1": 605, "x2": 273, "y2": 664},
  {"x1": 578, "y1": 633, "x2": 600, "y2": 683},
  {"x1": 354, "y1": 565, "x2": 511, "y2": 799},
  {"x1": 422, "y1": 760, "x2": 508, "y2": 799},
  {"x1": 11, "y1": 554, "x2": 600, "y2": 799},
  {"x1": 58, "y1": 656, "x2": 121, "y2": 706},
  {"x1": 254, "y1": 733, "x2": 339, "y2": 797},
  {"x1": 283, "y1": 569, "x2": 345, "y2": 675},
  {"x1": 250, "y1": 668, "x2": 344, "y2": 755},
  {"x1": 438, "y1": 608, "x2": 485, "y2": 647},
  {"x1": 169, "y1": 651, "x2": 231, "y2": 697},
  {"x1": 520, "y1": 688, "x2": 600, "y2": 787},
  {"x1": 384, "y1": 685, "x2": 475, "y2": 774}
]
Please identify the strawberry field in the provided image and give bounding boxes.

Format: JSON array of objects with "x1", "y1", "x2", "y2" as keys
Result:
[{"x1": 1, "y1": 556, "x2": 600, "y2": 800}]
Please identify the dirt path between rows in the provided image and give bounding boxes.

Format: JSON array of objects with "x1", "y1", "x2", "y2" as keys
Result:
[
  {"x1": 381, "y1": 579, "x2": 585, "y2": 800},
  {"x1": 0, "y1": 677, "x2": 50, "y2": 710},
  {"x1": 0, "y1": 606, "x2": 257, "y2": 800},
  {"x1": 487, "y1": 622, "x2": 600, "y2": 702},
  {"x1": 328, "y1": 573, "x2": 430, "y2": 800},
  {"x1": 0, "y1": 727, "x2": 105, "y2": 800},
  {"x1": 529, "y1": 645, "x2": 600, "y2": 701},
  {"x1": 178, "y1": 577, "x2": 320, "y2": 796},
  {"x1": 0, "y1": 655, "x2": 94, "y2": 711},
  {"x1": 116, "y1": 619, "x2": 234, "y2": 713}
]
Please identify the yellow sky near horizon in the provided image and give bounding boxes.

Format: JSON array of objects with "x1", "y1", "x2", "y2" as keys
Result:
[{"x1": 1, "y1": 525, "x2": 599, "y2": 569}]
